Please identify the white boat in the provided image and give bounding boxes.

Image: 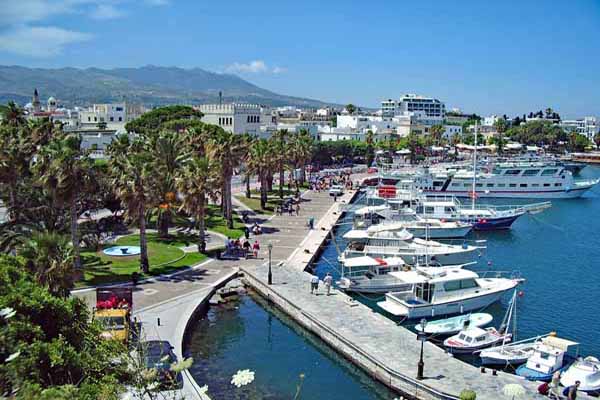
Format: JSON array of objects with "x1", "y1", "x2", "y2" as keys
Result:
[
  {"x1": 341, "y1": 227, "x2": 480, "y2": 266},
  {"x1": 336, "y1": 256, "x2": 410, "y2": 294},
  {"x1": 414, "y1": 313, "x2": 493, "y2": 336},
  {"x1": 443, "y1": 327, "x2": 511, "y2": 354},
  {"x1": 353, "y1": 206, "x2": 473, "y2": 238},
  {"x1": 516, "y1": 336, "x2": 579, "y2": 382},
  {"x1": 560, "y1": 356, "x2": 600, "y2": 393},
  {"x1": 377, "y1": 267, "x2": 523, "y2": 319}
]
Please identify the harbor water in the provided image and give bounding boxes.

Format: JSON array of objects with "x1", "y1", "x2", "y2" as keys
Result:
[
  {"x1": 185, "y1": 292, "x2": 397, "y2": 400},
  {"x1": 314, "y1": 165, "x2": 600, "y2": 362}
]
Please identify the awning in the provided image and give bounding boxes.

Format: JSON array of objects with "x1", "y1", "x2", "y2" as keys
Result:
[{"x1": 542, "y1": 336, "x2": 579, "y2": 351}]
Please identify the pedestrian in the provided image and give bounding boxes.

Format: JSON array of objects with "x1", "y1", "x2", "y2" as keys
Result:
[
  {"x1": 288, "y1": 204, "x2": 293, "y2": 216},
  {"x1": 333, "y1": 193, "x2": 337, "y2": 202},
  {"x1": 308, "y1": 217, "x2": 314, "y2": 230},
  {"x1": 549, "y1": 371, "x2": 561, "y2": 399},
  {"x1": 564, "y1": 381, "x2": 580, "y2": 400},
  {"x1": 310, "y1": 274, "x2": 319, "y2": 294},
  {"x1": 244, "y1": 226, "x2": 250, "y2": 240},
  {"x1": 295, "y1": 203, "x2": 300, "y2": 216},
  {"x1": 323, "y1": 272, "x2": 333, "y2": 295},
  {"x1": 252, "y1": 240, "x2": 260, "y2": 258}
]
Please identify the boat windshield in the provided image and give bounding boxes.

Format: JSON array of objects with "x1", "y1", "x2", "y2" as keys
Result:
[{"x1": 415, "y1": 282, "x2": 434, "y2": 303}]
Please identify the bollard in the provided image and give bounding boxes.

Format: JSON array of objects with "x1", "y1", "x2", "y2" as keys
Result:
[{"x1": 157, "y1": 317, "x2": 161, "y2": 326}]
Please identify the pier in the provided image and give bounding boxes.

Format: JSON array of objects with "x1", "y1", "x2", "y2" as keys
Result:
[{"x1": 240, "y1": 188, "x2": 590, "y2": 400}]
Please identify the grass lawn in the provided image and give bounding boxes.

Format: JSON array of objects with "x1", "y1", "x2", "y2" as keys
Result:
[
  {"x1": 79, "y1": 234, "x2": 207, "y2": 287},
  {"x1": 205, "y1": 205, "x2": 245, "y2": 239},
  {"x1": 236, "y1": 188, "x2": 303, "y2": 215}
]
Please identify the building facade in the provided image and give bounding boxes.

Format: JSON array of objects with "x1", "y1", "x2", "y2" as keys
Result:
[
  {"x1": 197, "y1": 103, "x2": 262, "y2": 135},
  {"x1": 381, "y1": 94, "x2": 446, "y2": 118},
  {"x1": 560, "y1": 117, "x2": 599, "y2": 141}
]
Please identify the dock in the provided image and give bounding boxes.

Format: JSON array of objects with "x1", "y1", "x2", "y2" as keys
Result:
[{"x1": 240, "y1": 188, "x2": 587, "y2": 400}]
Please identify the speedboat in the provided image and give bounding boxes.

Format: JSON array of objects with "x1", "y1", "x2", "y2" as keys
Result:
[
  {"x1": 377, "y1": 267, "x2": 523, "y2": 319},
  {"x1": 414, "y1": 313, "x2": 493, "y2": 336},
  {"x1": 336, "y1": 256, "x2": 409, "y2": 294},
  {"x1": 341, "y1": 228, "x2": 480, "y2": 266},
  {"x1": 560, "y1": 356, "x2": 600, "y2": 393},
  {"x1": 516, "y1": 336, "x2": 579, "y2": 382},
  {"x1": 443, "y1": 327, "x2": 511, "y2": 354}
]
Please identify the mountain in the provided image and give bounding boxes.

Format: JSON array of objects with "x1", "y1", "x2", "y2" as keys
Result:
[{"x1": 0, "y1": 65, "x2": 334, "y2": 108}]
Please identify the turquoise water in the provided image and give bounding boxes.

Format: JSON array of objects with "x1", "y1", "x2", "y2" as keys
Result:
[
  {"x1": 102, "y1": 245, "x2": 141, "y2": 256},
  {"x1": 314, "y1": 165, "x2": 600, "y2": 362},
  {"x1": 186, "y1": 293, "x2": 396, "y2": 400}
]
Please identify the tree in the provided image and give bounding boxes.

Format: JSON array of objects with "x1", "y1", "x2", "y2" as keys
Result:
[
  {"x1": 345, "y1": 104, "x2": 356, "y2": 115},
  {"x1": 108, "y1": 136, "x2": 152, "y2": 273},
  {"x1": 125, "y1": 105, "x2": 203, "y2": 135},
  {"x1": 493, "y1": 117, "x2": 508, "y2": 154},
  {"x1": 35, "y1": 134, "x2": 93, "y2": 270},
  {"x1": 0, "y1": 255, "x2": 127, "y2": 398},
  {"x1": 248, "y1": 139, "x2": 273, "y2": 210},
  {"x1": 271, "y1": 129, "x2": 289, "y2": 199},
  {"x1": 176, "y1": 156, "x2": 219, "y2": 252},
  {"x1": 208, "y1": 129, "x2": 247, "y2": 228},
  {"x1": 289, "y1": 130, "x2": 313, "y2": 185},
  {"x1": 429, "y1": 124, "x2": 445, "y2": 146},
  {"x1": 594, "y1": 133, "x2": 600, "y2": 149},
  {"x1": 0, "y1": 101, "x2": 27, "y2": 127}
]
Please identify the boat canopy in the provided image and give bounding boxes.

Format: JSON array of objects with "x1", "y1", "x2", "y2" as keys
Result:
[
  {"x1": 542, "y1": 336, "x2": 579, "y2": 351},
  {"x1": 461, "y1": 327, "x2": 488, "y2": 337},
  {"x1": 343, "y1": 230, "x2": 370, "y2": 240},
  {"x1": 388, "y1": 267, "x2": 478, "y2": 284},
  {"x1": 366, "y1": 224, "x2": 413, "y2": 239},
  {"x1": 353, "y1": 205, "x2": 389, "y2": 216},
  {"x1": 342, "y1": 256, "x2": 405, "y2": 268}
]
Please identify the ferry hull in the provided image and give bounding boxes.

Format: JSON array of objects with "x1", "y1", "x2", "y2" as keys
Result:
[
  {"x1": 425, "y1": 186, "x2": 592, "y2": 199},
  {"x1": 469, "y1": 215, "x2": 520, "y2": 230}
]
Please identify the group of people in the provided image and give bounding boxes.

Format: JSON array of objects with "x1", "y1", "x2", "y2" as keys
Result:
[
  {"x1": 224, "y1": 237, "x2": 261, "y2": 258},
  {"x1": 538, "y1": 371, "x2": 580, "y2": 399},
  {"x1": 310, "y1": 272, "x2": 333, "y2": 295}
]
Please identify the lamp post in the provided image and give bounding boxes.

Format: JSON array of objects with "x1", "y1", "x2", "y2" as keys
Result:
[
  {"x1": 268, "y1": 242, "x2": 273, "y2": 285},
  {"x1": 416, "y1": 318, "x2": 427, "y2": 380}
]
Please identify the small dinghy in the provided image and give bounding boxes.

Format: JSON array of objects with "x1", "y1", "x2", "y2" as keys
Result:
[
  {"x1": 479, "y1": 340, "x2": 539, "y2": 366},
  {"x1": 560, "y1": 356, "x2": 600, "y2": 393},
  {"x1": 415, "y1": 313, "x2": 493, "y2": 336},
  {"x1": 443, "y1": 327, "x2": 511, "y2": 354}
]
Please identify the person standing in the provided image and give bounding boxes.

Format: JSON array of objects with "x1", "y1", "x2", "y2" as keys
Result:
[
  {"x1": 252, "y1": 240, "x2": 260, "y2": 258},
  {"x1": 310, "y1": 274, "x2": 319, "y2": 294},
  {"x1": 295, "y1": 203, "x2": 300, "y2": 216},
  {"x1": 244, "y1": 226, "x2": 250, "y2": 240},
  {"x1": 565, "y1": 381, "x2": 580, "y2": 400},
  {"x1": 323, "y1": 272, "x2": 333, "y2": 295}
]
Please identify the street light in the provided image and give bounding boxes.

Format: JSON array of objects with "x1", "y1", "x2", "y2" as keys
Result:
[
  {"x1": 268, "y1": 242, "x2": 273, "y2": 285},
  {"x1": 416, "y1": 318, "x2": 428, "y2": 380}
]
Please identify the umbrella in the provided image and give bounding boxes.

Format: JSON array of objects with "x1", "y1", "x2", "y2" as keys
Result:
[{"x1": 503, "y1": 383, "x2": 526, "y2": 399}]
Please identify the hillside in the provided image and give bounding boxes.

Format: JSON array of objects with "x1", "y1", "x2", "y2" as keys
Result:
[{"x1": 0, "y1": 65, "x2": 333, "y2": 108}]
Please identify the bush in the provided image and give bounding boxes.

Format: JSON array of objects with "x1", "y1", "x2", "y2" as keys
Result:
[{"x1": 460, "y1": 389, "x2": 477, "y2": 400}]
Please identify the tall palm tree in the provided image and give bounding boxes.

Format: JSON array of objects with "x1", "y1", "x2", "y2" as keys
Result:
[
  {"x1": 35, "y1": 134, "x2": 92, "y2": 270},
  {"x1": 147, "y1": 131, "x2": 187, "y2": 238},
  {"x1": 208, "y1": 130, "x2": 247, "y2": 229},
  {"x1": 493, "y1": 118, "x2": 508, "y2": 154},
  {"x1": 429, "y1": 124, "x2": 445, "y2": 146},
  {"x1": 248, "y1": 139, "x2": 273, "y2": 210},
  {"x1": 108, "y1": 136, "x2": 152, "y2": 273},
  {"x1": 271, "y1": 129, "x2": 289, "y2": 199},
  {"x1": 176, "y1": 156, "x2": 219, "y2": 252},
  {"x1": 290, "y1": 130, "x2": 313, "y2": 185}
]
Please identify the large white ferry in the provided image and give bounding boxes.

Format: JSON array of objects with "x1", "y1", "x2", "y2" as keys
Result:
[{"x1": 376, "y1": 162, "x2": 599, "y2": 199}]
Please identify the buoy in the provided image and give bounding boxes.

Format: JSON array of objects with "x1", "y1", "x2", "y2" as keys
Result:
[
  {"x1": 487, "y1": 261, "x2": 492, "y2": 266},
  {"x1": 518, "y1": 290, "x2": 525, "y2": 297}
]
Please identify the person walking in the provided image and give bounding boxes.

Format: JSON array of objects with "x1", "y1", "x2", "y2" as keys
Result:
[
  {"x1": 310, "y1": 274, "x2": 319, "y2": 294},
  {"x1": 333, "y1": 193, "x2": 337, "y2": 202},
  {"x1": 295, "y1": 203, "x2": 300, "y2": 216},
  {"x1": 252, "y1": 240, "x2": 260, "y2": 258},
  {"x1": 323, "y1": 272, "x2": 333, "y2": 295},
  {"x1": 244, "y1": 226, "x2": 250, "y2": 240},
  {"x1": 564, "y1": 381, "x2": 580, "y2": 400}
]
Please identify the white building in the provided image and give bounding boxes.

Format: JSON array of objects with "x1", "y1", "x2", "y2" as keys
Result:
[
  {"x1": 79, "y1": 102, "x2": 145, "y2": 132},
  {"x1": 381, "y1": 94, "x2": 446, "y2": 118},
  {"x1": 197, "y1": 103, "x2": 262, "y2": 135},
  {"x1": 561, "y1": 117, "x2": 599, "y2": 141},
  {"x1": 483, "y1": 115, "x2": 501, "y2": 127}
]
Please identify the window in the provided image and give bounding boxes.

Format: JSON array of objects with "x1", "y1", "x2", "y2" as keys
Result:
[
  {"x1": 504, "y1": 169, "x2": 521, "y2": 175},
  {"x1": 523, "y1": 169, "x2": 540, "y2": 176},
  {"x1": 544, "y1": 183, "x2": 551, "y2": 187},
  {"x1": 424, "y1": 206, "x2": 434, "y2": 214},
  {"x1": 115, "y1": 107, "x2": 123, "y2": 112},
  {"x1": 88, "y1": 117, "x2": 91, "y2": 122},
  {"x1": 110, "y1": 117, "x2": 114, "y2": 122},
  {"x1": 463, "y1": 183, "x2": 471, "y2": 188},
  {"x1": 541, "y1": 169, "x2": 558, "y2": 176},
  {"x1": 520, "y1": 184, "x2": 528, "y2": 187},
  {"x1": 486, "y1": 183, "x2": 494, "y2": 187},
  {"x1": 509, "y1": 183, "x2": 517, "y2": 187},
  {"x1": 532, "y1": 183, "x2": 540, "y2": 187},
  {"x1": 476, "y1": 183, "x2": 483, "y2": 187},
  {"x1": 444, "y1": 207, "x2": 456, "y2": 213},
  {"x1": 452, "y1": 183, "x2": 460, "y2": 187},
  {"x1": 497, "y1": 183, "x2": 506, "y2": 187},
  {"x1": 118, "y1": 117, "x2": 122, "y2": 122},
  {"x1": 94, "y1": 117, "x2": 97, "y2": 122},
  {"x1": 555, "y1": 183, "x2": 562, "y2": 187}
]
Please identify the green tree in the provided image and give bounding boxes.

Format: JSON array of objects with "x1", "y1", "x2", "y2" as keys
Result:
[
  {"x1": 0, "y1": 101, "x2": 27, "y2": 127},
  {"x1": 345, "y1": 104, "x2": 356, "y2": 115},
  {"x1": 248, "y1": 139, "x2": 273, "y2": 210},
  {"x1": 35, "y1": 134, "x2": 93, "y2": 270},
  {"x1": 429, "y1": 124, "x2": 445, "y2": 146},
  {"x1": 176, "y1": 156, "x2": 219, "y2": 252},
  {"x1": 594, "y1": 133, "x2": 600, "y2": 149},
  {"x1": 108, "y1": 136, "x2": 152, "y2": 273},
  {"x1": 289, "y1": 130, "x2": 313, "y2": 185},
  {"x1": 125, "y1": 105, "x2": 203, "y2": 135},
  {"x1": 493, "y1": 117, "x2": 508, "y2": 154},
  {"x1": 271, "y1": 129, "x2": 289, "y2": 199}
]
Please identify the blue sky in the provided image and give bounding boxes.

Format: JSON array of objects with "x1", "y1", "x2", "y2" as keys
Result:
[{"x1": 1, "y1": 0, "x2": 599, "y2": 117}]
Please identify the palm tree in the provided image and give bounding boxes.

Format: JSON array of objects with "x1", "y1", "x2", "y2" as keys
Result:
[
  {"x1": 176, "y1": 156, "x2": 219, "y2": 252},
  {"x1": 108, "y1": 136, "x2": 152, "y2": 273},
  {"x1": 0, "y1": 101, "x2": 27, "y2": 127},
  {"x1": 147, "y1": 131, "x2": 187, "y2": 238},
  {"x1": 208, "y1": 130, "x2": 247, "y2": 229},
  {"x1": 429, "y1": 124, "x2": 445, "y2": 146},
  {"x1": 18, "y1": 231, "x2": 74, "y2": 297},
  {"x1": 493, "y1": 118, "x2": 508, "y2": 154},
  {"x1": 345, "y1": 104, "x2": 356, "y2": 115},
  {"x1": 247, "y1": 139, "x2": 273, "y2": 210},
  {"x1": 35, "y1": 133, "x2": 92, "y2": 270},
  {"x1": 271, "y1": 129, "x2": 289, "y2": 199},
  {"x1": 289, "y1": 130, "x2": 313, "y2": 185}
]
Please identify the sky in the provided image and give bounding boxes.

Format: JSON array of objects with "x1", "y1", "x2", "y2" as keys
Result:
[{"x1": 0, "y1": 0, "x2": 599, "y2": 118}]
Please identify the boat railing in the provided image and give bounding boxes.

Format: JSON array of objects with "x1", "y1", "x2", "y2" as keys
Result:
[{"x1": 477, "y1": 270, "x2": 524, "y2": 281}]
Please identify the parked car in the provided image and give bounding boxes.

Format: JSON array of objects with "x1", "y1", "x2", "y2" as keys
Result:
[
  {"x1": 329, "y1": 185, "x2": 344, "y2": 196},
  {"x1": 141, "y1": 340, "x2": 177, "y2": 382}
]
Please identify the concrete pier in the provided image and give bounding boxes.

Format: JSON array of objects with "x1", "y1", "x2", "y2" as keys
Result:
[{"x1": 240, "y1": 188, "x2": 577, "y2": 400}]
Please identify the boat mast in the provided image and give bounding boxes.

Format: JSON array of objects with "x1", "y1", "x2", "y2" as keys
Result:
[
  {"x1": 471, "y1": 121, "x2": 478, "y2": 211},
  {"x1": 500, "y1": 290, "x2": 517, "y2": 350}
]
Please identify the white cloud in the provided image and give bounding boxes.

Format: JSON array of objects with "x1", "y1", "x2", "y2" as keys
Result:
[
  {"x1": 0, "y1": 25, "x2": 92, "y2": 57},
  {"x1": 225, "y1": 60, "x2": 286, "y2": 75},
  {"x1": 145, "y1": 0, "x2": 171, "y2": 5},
  {"x1": 0, "y1": 0, "x2": 73, "y2": 26},
  {"x1": 91, "y1": 4, "x2": 125, "y2": 20}
]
